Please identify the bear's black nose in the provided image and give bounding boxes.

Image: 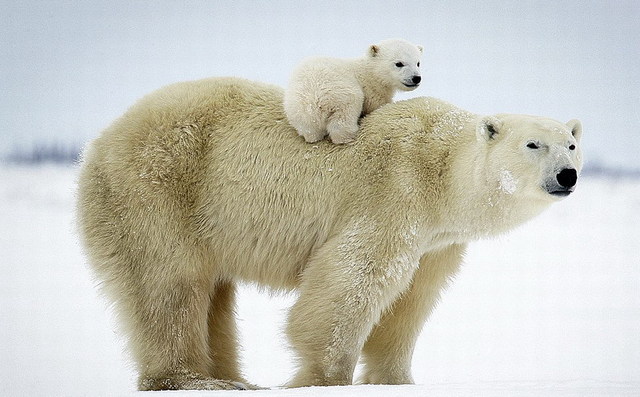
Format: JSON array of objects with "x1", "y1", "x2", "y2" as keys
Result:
[
  {"x1": 556, "y1": 168, "x2": 577, "y2": 188},
  {"x1": 412, "y1": 75, "x2": 421, "y2": 85}
]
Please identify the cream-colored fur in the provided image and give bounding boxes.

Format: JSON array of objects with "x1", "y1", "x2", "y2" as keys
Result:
[
  {"x1": 284, "y1": 38, "x2": 423, "y2": 144},
  {"x1": 77, "y1": 77, "x2": 583, "y2": 390}
]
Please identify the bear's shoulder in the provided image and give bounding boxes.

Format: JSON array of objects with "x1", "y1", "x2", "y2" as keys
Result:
[{"x1": 361, "y1": 96, "x2": 475, "y2": 134}]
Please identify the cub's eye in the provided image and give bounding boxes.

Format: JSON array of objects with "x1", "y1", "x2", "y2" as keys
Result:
[
  {"x1": 417, "y1": 62, "x2": 420, "y2": 67},
  {"x1": 526, "y1": 142, "x2": 539, "y2": 149},
  {"x1": 569, "y1": 144, "x2": 576, "y2": 150},
  {"x1": 395, "y1": 62, "x2": 405, "y2": 68}
]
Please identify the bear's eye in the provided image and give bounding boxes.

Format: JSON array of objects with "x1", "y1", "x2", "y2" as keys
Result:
[
  {"x1": 526, "y1": 142, "x2": 539, "y2": 149},
  {"x1": 395, "y1": 62, "x2": 405, "y2": 68},
  {"x1": 417, "y1": 62, "x2": 420, "y2": 67},
  {"x1": 569, "y1": 144, "x2": 576, "y2": 150}
]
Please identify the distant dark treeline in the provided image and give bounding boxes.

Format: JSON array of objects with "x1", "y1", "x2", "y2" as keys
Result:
[
  {"x1": 3, "y1": 143, "x2": 640, "y2": 179},
  {"x1": 580, "y1": 163, "x2": 640, "y2": 178},
  {"x1": 4, "y1": 143, "x2": 83, "y2": 165}
]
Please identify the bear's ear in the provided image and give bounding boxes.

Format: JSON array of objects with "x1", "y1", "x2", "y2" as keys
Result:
[
  {"x1": 477, "y1": 116, "x2": 502, "y2": 142},
  {"x1": 566, "y1": 119, "x2": 582, "y2": 142},
  {"x1": 417, "y1": 45, "x2": 424, "y2": 54},
  {"x1": 369, "y1": 44, "x2": 379, "y2": 57}
]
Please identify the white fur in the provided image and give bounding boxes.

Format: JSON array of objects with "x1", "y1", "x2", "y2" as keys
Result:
[
  {"x1": 77, "y1": 78, "x2": 582, "y2": 390},
  {"x1": 284, "y1": 39, "x2": 423, "y2": 144}
]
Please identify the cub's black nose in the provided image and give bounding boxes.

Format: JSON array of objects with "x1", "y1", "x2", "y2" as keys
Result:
[
  {"x1": 557, "y1": 168, "x2": 577, "y2": 188},
  {"x1": 412, "y1": 75, "x2": 421, "y2": 85}
]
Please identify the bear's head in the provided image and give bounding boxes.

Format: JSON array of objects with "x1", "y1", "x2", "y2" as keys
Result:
[
  {"x1": 476, "y1": 114, "x2": 583, "y2": 202},
  {"x1": 368, "y1": 39, "x2": 423, "y2": 92}
]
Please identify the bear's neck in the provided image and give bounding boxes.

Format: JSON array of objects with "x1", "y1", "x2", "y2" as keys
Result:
[{"x1": 353, "y1": 59, "x2": 394, "y2": 114}]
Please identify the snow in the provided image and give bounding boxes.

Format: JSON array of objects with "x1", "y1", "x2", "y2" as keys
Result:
[
  {"x1": 1, "y1": 165, "x2": 639, "y2": 396},
  {"x1": 498, "y1": 170, "x2": 517, "y2": 194}
]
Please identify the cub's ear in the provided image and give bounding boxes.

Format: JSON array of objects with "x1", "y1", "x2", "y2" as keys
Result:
[
  {"x1": 417, "y1": 45, "x2": 424, "y2": 54},
  {"x1": 477, "y1": 116, "x2": 503, "y2": 141},
  {"x1": 566, "y1": 119, "x2": 582, "y2": 142},
  {"x1": 369, "y1": 44, "x2": 379, "y2": 57}
]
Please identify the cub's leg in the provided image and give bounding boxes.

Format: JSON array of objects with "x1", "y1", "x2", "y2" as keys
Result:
[
  {"x1": 286, "y1": 231, "x2": 418, "y2": 387},
  {"x1": 133, "y1": 271, "x2": 248, "y2": 390},
  {"x1": 285, "y1": 98, "x2": 328, "y2": 143},
  {"x1": 326, "y1": 98, "x2": 363, "y2": 144},
  {"x1": 359, "y1": 244, "x2": 466, "y2": 384},
  {"x1": 292, "y1": 113, "x2": 328, "y2": 144}
]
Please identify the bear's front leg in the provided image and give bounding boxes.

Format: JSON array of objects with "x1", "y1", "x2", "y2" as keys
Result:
[
  {"x1": 285, "y1": 229, "x2": 419, "y2": 387},
  {"x1": 359, "y1": 244, "x2": 465, "y2": 384}
]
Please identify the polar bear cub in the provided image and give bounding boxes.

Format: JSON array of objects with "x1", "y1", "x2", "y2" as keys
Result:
[{"x1": 284, "y1": 38, "x2": 423, "y2": 144}]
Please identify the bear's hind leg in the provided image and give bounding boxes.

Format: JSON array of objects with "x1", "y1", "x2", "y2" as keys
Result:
[
  {"x1": 133, "y1": 276, "x2": 248, "y2": 391},
  {"x1": 285, "y1": 100, "x2": 328, "y2": 143},
  {"x1": 206, "y1": 280, "x2": 247, "y2": 383},
  {"x1": 292, "y1": 114, "x2": 328, "y2": 143},
  {"x1": 325, "y1": 98, "x2": 362, "y2": 144}
]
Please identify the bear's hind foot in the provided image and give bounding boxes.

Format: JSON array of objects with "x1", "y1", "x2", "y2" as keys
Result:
[{"x1": 139, "y1": 372, "x2": 261, "y2": 391}]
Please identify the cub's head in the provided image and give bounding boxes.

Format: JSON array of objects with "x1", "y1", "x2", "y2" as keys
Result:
[
  {"x1": 476, "y1": 114, "x2": 583, "y2": 202},
  {"x1": 368, "y1": 38, "x2": 423, "y2": 92}
]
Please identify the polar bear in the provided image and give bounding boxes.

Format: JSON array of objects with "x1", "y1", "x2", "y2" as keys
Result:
[
  {"x1": 77, "y1": 77, "x2": 582, "y2": 391},
  {"x1": 283, "y1": 38, "x2": 423, "y2": 144}
]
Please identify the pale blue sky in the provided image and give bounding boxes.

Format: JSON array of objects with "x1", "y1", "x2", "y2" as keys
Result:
[{"x1": 1, "y1": 0, "x2": 638, "y2": 169}]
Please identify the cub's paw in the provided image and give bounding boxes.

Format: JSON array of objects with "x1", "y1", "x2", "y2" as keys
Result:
[{"x1": 329, "y1": 132, "x2": 357, "y2": 144}]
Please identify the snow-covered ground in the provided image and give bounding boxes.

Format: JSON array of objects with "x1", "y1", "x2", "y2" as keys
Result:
[{"x1": 1, "y1": 165, "x2": 639, "y2": 396}]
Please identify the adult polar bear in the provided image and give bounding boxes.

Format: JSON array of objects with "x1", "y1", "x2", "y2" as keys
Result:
[{"x1": 77, "y1": 77, "x2": 583, "y2": 391}]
